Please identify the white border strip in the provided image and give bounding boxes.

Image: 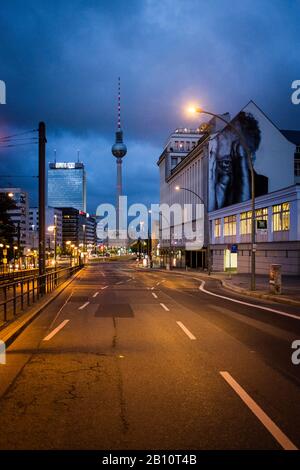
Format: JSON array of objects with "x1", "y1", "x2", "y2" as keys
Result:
[
  {"x1": 198, "y1": 280, "x2": 300, "y2": 321},
  {"x1": 220, "y1": 371, "x2": 298, "y2": 450}
]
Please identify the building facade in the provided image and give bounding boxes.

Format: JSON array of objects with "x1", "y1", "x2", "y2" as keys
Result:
[
  {"x1": 61, "y1": 208, "x2": 96, "y2": 249},
  {"x1": 0, "y1": 187, "x2": 29, "y2": 252},
  {"x1": 48, "y1": 162, "x2": 87, "y2": 212},
  {"x1": 158, "y1": 101, "x2": 300, "y2": 274},
  {"x1": 29, "y1": 207, "x2": 63, "y2": 250}
]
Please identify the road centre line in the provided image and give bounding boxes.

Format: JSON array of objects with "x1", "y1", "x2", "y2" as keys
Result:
[
  {"x1": 152, "y1": 292, "x2": 158, "y2": 299},
  {"x1": 79, "y1": 301, "x2": 90, "y2": 310},
  {"x1": 198, "y1": 280, "x2": 300, "y2": 321},
  {"x1": 101, "y1": 285, "x2": 108, "y2": 290},
  {"x1": 93, "y1": 292, "x2": 99, "y2": 298},
  {"x1": 176, "y1": 321, "x2": 196, "y2": 340},
  {"x1": 151, "y1": 287, "x2": 155, "y2": 290},
  {"x1": 160, "y1": 303, "x2": 169, "y2": 311},
  {"x1": 116, "y1": 281, "x2": 123, "y2": 285},
  {"x1": 220, "y1": 371, "x2": 298, "y2": 450},
  {"x1": 43, "y1": 320, "x2": 70, "y2": 341}
]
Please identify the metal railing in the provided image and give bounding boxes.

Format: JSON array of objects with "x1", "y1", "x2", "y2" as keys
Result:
[{"x1": 0, "y1": 264, "x2": 82, "y2": 326}]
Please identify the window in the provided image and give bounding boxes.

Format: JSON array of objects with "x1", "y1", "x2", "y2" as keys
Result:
[
  {"x1": 171, "y1": 157, "x2": 178, "y2": 169},
  {"x1": 295, "y1": 158, "x2": 300, "y2": 176},
  {"x1": 214, "y1": 219, "x2": 221, "y2": 238},
  {"x1": 186, "y1": 141, "x2": 190, "y2": 151},
  {"x1": 240, "y1": 208, "x2": 268, "y2": 235},
  {"x1": 272, "y1": 203, "x2": 290, "y2": 231},
  {"x1": 256, "y1": 207, "x2": 268, "y2": 220},
  {"x1": 240, "y1": 211, "x2": 252, "y2": 235},
  {"x1": 224, "y1": 215, "x2": 236, "y2": 236}
]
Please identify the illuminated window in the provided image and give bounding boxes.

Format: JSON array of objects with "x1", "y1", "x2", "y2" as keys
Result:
[
  {"x1": 272, "y1": 203, "x2": 290, "y2": 231},
  {"x1": 224, "y1": 215, "x2": 236, "y2": 236},
  {"x1": 214, "y1": 218, "x2": 221, "y2": 238},
  {"x1": 240, "y1": 208, "x2": 268, "y2": 235},
  {"x1": 240, "y1": 211, "x2": 252, "y2": 235}
]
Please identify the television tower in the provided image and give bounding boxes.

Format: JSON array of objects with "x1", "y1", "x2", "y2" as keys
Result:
[{"x1": 111, "y1": 77, "x2": 127, "y2": 240}]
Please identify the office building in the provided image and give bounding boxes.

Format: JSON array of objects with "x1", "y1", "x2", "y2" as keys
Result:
[
  {"x1": 61, "y1": 208, "x2": 96, "y2": 249},
  {"x1": 48, "y1": 162, "x2": 86, "y2": 212}
]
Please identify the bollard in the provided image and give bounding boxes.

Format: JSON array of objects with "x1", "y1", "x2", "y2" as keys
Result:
[{"x1": 269, "y1": 264, "x2": 282, "y2": 294}]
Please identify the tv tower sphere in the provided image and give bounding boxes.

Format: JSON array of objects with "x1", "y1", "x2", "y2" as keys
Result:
[{"x1": 112, "y1": 130, "x2": 127, "y2": 158}]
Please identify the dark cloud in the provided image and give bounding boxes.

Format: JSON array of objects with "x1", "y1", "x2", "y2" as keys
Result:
[{"x1": 0, "y1": 0, "x2": 299, "y2": 212}]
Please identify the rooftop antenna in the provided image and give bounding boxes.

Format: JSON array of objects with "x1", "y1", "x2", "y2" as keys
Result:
[
  {"x1": 117, "y1": 76, "x2": 121, "y2": 130},
  {"x1": 77, "y1": 149, "x2": 80, "y2": 163}
]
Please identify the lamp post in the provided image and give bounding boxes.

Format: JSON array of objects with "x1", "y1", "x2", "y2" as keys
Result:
[
  {"x1": 187, "y1": 106, "x2": 256, "y2": 290},
  {"x1": 175, "y1": 186, "x2": 211, "y2": 274},
  {"x1": 54, "y1": 214, "x2": 57, "y2": 267},
  {"x1": 13, "y1": 246, "x2": 18, "y2": 271}
]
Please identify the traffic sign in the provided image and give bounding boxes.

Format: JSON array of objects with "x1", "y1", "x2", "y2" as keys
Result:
[{"x1": 257, "y1": 219, "x2": 267, "y2": 230}]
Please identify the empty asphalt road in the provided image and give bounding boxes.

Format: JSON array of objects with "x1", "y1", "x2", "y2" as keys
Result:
[{"x1": 0, "y1": 261, "x2": 299, "y2": 450}]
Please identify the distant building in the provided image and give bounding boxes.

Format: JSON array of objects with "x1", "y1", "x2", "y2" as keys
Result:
[
  {"x1": 158, "y1": 101, "x2": 300, "y2": 274},
  {"x1": 61, "y1": 208, "x2": 96, "y2": 249},
  {"x1": 0, "y1": 187, "x2": 29, "y2": 252},
  {"x1": 48, "y1": 162, "x2": 87, "y2": 212},
  {"x1": 29, "y1": 207, "x2": 63, "y2": 250}
]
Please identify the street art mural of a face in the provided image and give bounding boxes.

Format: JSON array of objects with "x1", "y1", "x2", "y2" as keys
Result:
[{"x1": 208, "y1": 111, "x2": 269, "y2": 211}]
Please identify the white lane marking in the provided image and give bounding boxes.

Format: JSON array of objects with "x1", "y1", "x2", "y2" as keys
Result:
[
  {"x1": 43, "y1": 320, "x2": 70, "y2": 341},
  {"x1": 160, "y1": 303, "x2": 169, "y2": 311},
  {"x1": 151, "y1": 287, "x2": 155, "y2": 290},
  {"x1": 152, "y1": 292, "x2": 158, "y2": 299},
  {"x1": 116, "y1": 281, "x2": 123, "y2": 285},
  {"x1": 79, "y1": 301, "x2": 90, "y2": 310},
  {"x1": 198, "y1": 280, "x2": 300, "y2": 321},
  {"x1": 49, "y1": 291, "x2": 73, "y2": 329},
  {"x1": 220, "y1": 371, "x2": 298, "y2": 450},
  {"x1": 101, "y1": 285, "x2": 108, "y2": 290},
  {"x1": 176, "y1": 321, "x2": 196, "y2": 340},
  {"x1": 156, "y1": 281, "x2": 161, "y2": 286},
  {"x1": 126, "y1": 278, "x2": 132, "y2": 282},
  {"x1": 93, "y1": 292, "x2": 99, "y2": 298}
]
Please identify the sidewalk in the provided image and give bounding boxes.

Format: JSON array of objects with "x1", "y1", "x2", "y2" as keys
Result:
[{"x1": 217, "y1": 272, "x2": 300, "y2": 307}]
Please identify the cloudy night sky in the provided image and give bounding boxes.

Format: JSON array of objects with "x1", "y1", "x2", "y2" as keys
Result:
[{"x1": 0, "y1": 0, "x2": 299, "y2": 213}]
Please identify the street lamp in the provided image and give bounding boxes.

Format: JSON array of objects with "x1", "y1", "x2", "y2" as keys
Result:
[
  {"x1": 187, "y1": 106, "x2": 256, "y2": 290},
  {"x1": 175, "y1": 185, "x2": 211, "y2": 274},
  {"x1": 48, "y1": 214, "x2": 57, "y2": 268}
]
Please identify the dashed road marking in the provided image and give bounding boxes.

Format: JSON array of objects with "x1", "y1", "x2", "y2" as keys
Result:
[
  {"x1": 176, "y1": 321, "x2": 196, "y2": 340},
  {"x1": 79, "y1": 301, "x2": 90, "y2": 310},
  {"x1": 152, "y1": 292, "x2": 158, "y2": 299},
  {"x1": 160, "y1": 303, "x2": 169, "y2": 311},
  {"x1": 93, "y1": 292, "x2": 99, "y2": 298},
  {"x1": 43, "y1": 320, "x2": 70, "y2": 341}
]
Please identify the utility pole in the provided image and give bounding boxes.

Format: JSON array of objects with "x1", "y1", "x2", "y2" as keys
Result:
[{"x1": 38, "y1": 122, "x2": 47, "y2": 294}]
